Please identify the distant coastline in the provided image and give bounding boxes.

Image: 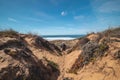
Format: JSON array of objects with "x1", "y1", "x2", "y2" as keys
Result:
[{"x1": 42, "y1": 35, "x2": 85, "y2": 40}]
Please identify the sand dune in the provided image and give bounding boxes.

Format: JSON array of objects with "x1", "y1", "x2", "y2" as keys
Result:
[{"x1": 0, "y1": 27, "x2": 120, "y2": 80}]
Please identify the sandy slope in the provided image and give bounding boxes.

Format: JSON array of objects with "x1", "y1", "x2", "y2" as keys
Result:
[
  {"x1": 29, "y1": 44, "x2": 82, "y2": 80},
  {"x1": 57, "y1": 50, "x2": 81, "y2": 80}
]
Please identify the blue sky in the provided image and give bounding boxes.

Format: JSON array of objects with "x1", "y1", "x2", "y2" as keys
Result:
[{"x1": 0, "y1": 0, "x2": 120, "y2": 35}]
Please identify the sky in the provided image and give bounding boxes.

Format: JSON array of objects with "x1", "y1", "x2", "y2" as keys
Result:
[{"x1": 0, "y1": 0, "x2": 120, "y2": 35}]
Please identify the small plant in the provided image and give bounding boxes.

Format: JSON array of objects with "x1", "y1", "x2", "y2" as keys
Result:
[
  {"x1": 68, "y1": 69, "x2": 78, "y2": 74},
  {"x1": 113, "y1": 50, "x2": 120, "y2": 59},
  {"x1": 90, "y1": 57, "x2": 96, "y2": 62},
  {"x1": 43, "y1": 57, "x2": 59, "y2": 70},
  {"x1": 99, "y1": 44, "x2": 107, "y2": 51},
  {"x1": 4, "y1": 48, "x2": 18, "y2": 56},
  {"x1": 63, "y1": 77, "x2": 74, "y2": 80},
  {"x1": 47, "y1": 60, "x2": 59, "y2": 70},
  {"x1": 4, "y1": 48, "x2": 10, "y2": 54},
  {"x1": 96, "y1": 43, "x2": 109, "y2": 57}
]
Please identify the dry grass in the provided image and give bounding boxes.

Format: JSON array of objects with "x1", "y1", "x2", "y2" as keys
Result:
[
  {"x1": 4, "y1": 48, "x2": 18, "y2": 56},
  {"x1": 0, "y1": 29, "x2": 18, "y2": 38},
  {"x1": 69, "y1": 39, "x2": 109, "y2": 73},
  {"x1": 102, "y1": 27, "x2": 120, "y2": 38},
  {"x1": 43, "y1": 57, "x2": 59, "y2": 70}
]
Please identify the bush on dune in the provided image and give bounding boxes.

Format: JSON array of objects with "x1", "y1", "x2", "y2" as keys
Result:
[
  {"x1": 0, "y1": 29, "x2": 18, "y2": 38},
  {"x1": 102, "y1": 27, "x2": 120, "y2": 38}
]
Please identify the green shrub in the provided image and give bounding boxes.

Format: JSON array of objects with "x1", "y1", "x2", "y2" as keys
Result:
[
  {"x1": 48, "y1": 60, "x2": 59, "y2": 70},
  {"x1": 43, "y1": 57, "x2": 59, "y2": 70},
  {"x1": 97, "y1": 43, "x2": 108, "y2": 56},
  {"x1": 68, "y1": 69, "x2": 78, "y2": 74}
]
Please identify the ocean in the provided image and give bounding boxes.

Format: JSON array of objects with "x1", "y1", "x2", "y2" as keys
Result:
[{"x1": 42, "y1": 35, "x2": 85, "y2": 40}]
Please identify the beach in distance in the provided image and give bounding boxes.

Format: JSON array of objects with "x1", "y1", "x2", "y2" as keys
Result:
[{"x1": 42, "y1": 35, "x2": 85, "y2": 40}]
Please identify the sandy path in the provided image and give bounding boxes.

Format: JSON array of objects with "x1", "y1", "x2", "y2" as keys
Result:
[
  {"x1": 57, "y1": 50, "x2": 81, "y2": 80},
  {"x1": 32, "y1": 48, "x2": 81, "y2": 80}
]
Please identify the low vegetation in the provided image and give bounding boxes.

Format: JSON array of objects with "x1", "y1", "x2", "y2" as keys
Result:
[
  {"x1": 102, "y1": 27, "x2": 120, "y2": 38},
  {"x1": 69, "y1": 27, "x2": 120, "y2": 74},
  {"x1": 66, "y1": 37, "x2": 89, "y2": 54},
  {"x1": 43, "y1": 57, "x2": 59, "y2": 70},
  {"x1": 4, "y1": 48, "x2": 18, "y2": 56},
  {"x1": 113, "y1": 50, "x2": 120, "y2": 59},
  {"x1": 0, "y1": 29, "x2": 18, "y2": 38},
  {"x1": 69, "y1": 39, "x2": 109, "y2": 74},
  {"x1": 34, "y1": 36, "x2": 62, "y2": 55},
  {"x1": 48, "y1": 60, "x2": 59, "y2": 70}
]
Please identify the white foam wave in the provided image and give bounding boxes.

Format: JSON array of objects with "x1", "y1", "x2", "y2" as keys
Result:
[{"x1": 44, "y1": 37, "x2": 75, "y2": 41}]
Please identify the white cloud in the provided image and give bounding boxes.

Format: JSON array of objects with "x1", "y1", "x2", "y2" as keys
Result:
[
  {"x1": 24, "y1": 17, "x2": 44, "y2": 22},
  {"x1": 90, "y1": 0, "x2": 120, "y2": 28},
  {"x1": 50, "y1": 0, "x2": 58, "y2": 5},
  {"x1": 91, "y1": 0, "x2": 120, "y2": 13},
  {"x1": 99, "y1": 0, "x2": 120, "y2": 13},
  {"x1": 66, "y1": 24, "x2": 74, "y2": 26},
  {"x1": 50, "y1": 0, "x2": 64, "y2": 6},
  {"x1": 61, "y1": 11, "x2": 67, "y2": 16},
  {"x1": 8, "y1": 17, "x2": 17, "y2": 22},
  {"x1": 36, "y1": 11, "x2": 54, "y2": 20},
  {"x1": 74, "y1": 15, "x2": 84, "y2": 20}
]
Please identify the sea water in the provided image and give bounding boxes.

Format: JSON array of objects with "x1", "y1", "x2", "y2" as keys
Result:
[{"x1": 42, "y1": 35, "x2": 85, "y2": 40}]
